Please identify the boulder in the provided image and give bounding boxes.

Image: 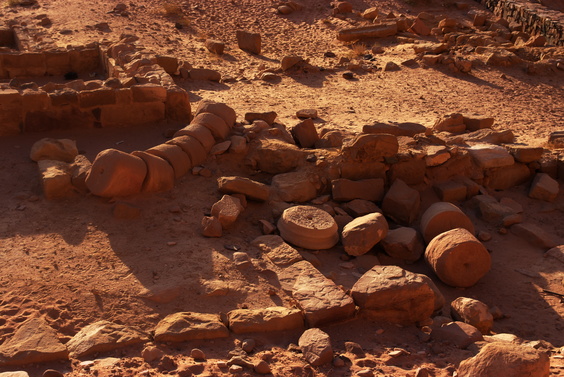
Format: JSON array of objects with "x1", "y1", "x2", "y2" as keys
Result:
[
  {"x1": 30, "y1": 138, "x2": 78, "y2": 162},
  {"x1": 66, "y1": 321, "x2": 148, "y2": 358},
  {"x1": 431, "y1": 321, "x2": 483, "y2": 349},
  {"x1": 331, "y1": 178, "x2": 385, "y2": 202},
  {"x1": 451, "y1": 297, "x2": 493, "y2": 334},
  {"x1": 271, "y1": 171, "x2": 318, "y2": 203},
  {"x1": 341, "y1": 133, "x2": 398, "y2": 161},
  {"x1": 0, "y1": 318, "x2": 68, "y2": 366},
  {"x1": 529, "y1": 173, "x2": 559, "y2": 202},
  {"x1": 236, "y1": 30, "x2": 261, "y2": 54},
  {"x1": 85, "y1": 149, "x2": 147, "y2": 197},
  {"x1": 131, "y1": 151, "x2": 175, "y2": 193},
  {"x1": 291, "y1": 118, "x2": 319, "y2": 148},
  {"x1": 194, "y1": 100, "x2": 237, "y2": 127},
  {"x1": 420, "y1": 202, "x2": 475, "y2": 243},
  {"x1": 246, "y1": 138, "x2": 306, "y2": 174},
  {"x1": 146, "y1": 144, "x2": 191, "y2": 179},
  {"x1": 217, "y1": 176, "x2": 270, "y2": 201},
  {"x1": 278, "y1": 261, "x2": 355, "y2": 326},
  {"x1": 190, "y1": 112, "x2": 231, "y2": 140},
  {"x1": 351, "y1": 265, "x2": 437, "y2": 324},
  {"x1": 298, "y1": 328, "x2": 333, "y2": 366},
  {"x1": 458, "y1": 342, "x2": 550, "y2": 377},
  {"x1": 381, "y1": 227, "x2": 424, "y2": 262},
  {"x1": 251, "y1": 235, "x2": 303, "y2": 266},
  {"x1": 38, "y1": 160, "x2": 74, "y2": 200},
  {"x1": 341, "y1": 212, "x2": 389, "y2": 256},
  {"x1": 277, "y1": 205, "x2": 339, "y2": 250},
  {"x1": 154, "y1": 312, "x2": 229, "y2": 342},
  {"x1": 211, "y1": 195, "x2": 244, "y2": 228},
  {"x1": 167, "y1": 135, "x2": 207, "y2": 167},
  {"x1": 227, "y1": 307, "x2": 304, "y2": 333},
  {"x1": 425, "y1": 228, "x2": 491, "y2": 287},
  {"x1": 381, "y1": 179, "x2": 420, "y2": 225}
]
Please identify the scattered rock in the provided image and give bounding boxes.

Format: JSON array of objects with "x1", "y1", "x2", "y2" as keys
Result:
[
  {"x1": 337, "y1": 22, "x2": 398, "y2": 41},
  {"x1": 30, "y1": 138, "x2": 78, "y2": 162},
  {"x1": 342, "y1": 199, "x2": 380, "y2": 217},
  {"x1": 341, "y1": 212, "x2": 389, "y2": 256},
  {"x1": 245, "y1": 111, "x2": 277, "y2": 125},
  {"x1": 232, "y1": 251, "x2": 252, "y2": 268},
  {"x1": 205, "y1": 39, "x2": 225, "y2": 54},
  {"x1": 381, "y1": 227, "x2": 424, "y2": 262},
  {"x1": 228, "y1": 307, "x2": 304, "y2": 333},
  {"x1": 211, "y1": 195, "x2": 244, "y2": 228},
  {"x1": 381, "y1": 179, "x2": 420, "y2": 225},
  {"x1": 299, "y1": 328, "x2": 333, "y2": 366},
  {"x1": 154, "y1": 312, "x2": 229, "y2": 342},
  {"x1": 217, "y1": 176, "x2": 270, "y2": 201},
  {"x1": 431, "y1": 321, "x2": 483, "y2": 349},
  {"x1": 291, "y1": 118, "x2": 319, "y2": 148},
  {"x1": 86, "y1": 149, "x2": 147, "y2": 197},
  {"x1": 246, "y1": 138, "x2": 306, "y2": 174},
  {"x1": 142, "y1": 346, "x2": 164, "y2": 362},
  {"x1": 511, "y1": 223, "x2": 558, "y2": 249},
  {"x1": 38, "y1": 160, "x2": 74, "y2": 200},
  {"x1": 296, "y1": 109, "x2": 318, "y2": 119},
  {"x1": 451, "y1": 297, "x2": 493, "y2": 334},
  {"x1": 281, "y1": 55, "x2": 304, "y2": 71},
  {"x1": 529, "y1": 173, "x2": 559, "y2": 202},
  {"x1": 254, "y1": 360, "x2": 271, "y2": 374},
  {"x1": 277, "y1": 205, "x2": 339, "y2": 250},
  {"x1": 190, "y1": 348, "x2": 206, "y2": 360},
  {"x1": 236, "y1": 30, "x2": 261, "y2": 54}
]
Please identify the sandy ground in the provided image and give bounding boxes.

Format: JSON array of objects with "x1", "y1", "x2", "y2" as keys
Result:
[{"x1": 0, "y1": 0, "x2": 563, "y2": 376}]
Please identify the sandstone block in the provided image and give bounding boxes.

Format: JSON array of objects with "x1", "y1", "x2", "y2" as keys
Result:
[
  {"x1": 420, "y1": 202, "x2": 475, "y2": 243},
  {"x1": 342, "y1": 212, "x2": 388, "y2": 256},
  {"x1": 244, "y1": 111, "x2": 277, "y2": 125},
  {"x1": 78, "y1": 88, "x2": 116, "y2": 108},
  {"x1": 85, "y1": 149, "x2": 147, "y2": 197},
  {"x1": 458, "y1": 342, "x2": 550, "y2": 377},
  {"x1": 154, "y1": 312, "x2": 229, "y2": 342},
  {"x1": 425, "y1": 228, "x2": 491, "y2": 287},
  {"x1": 21, "y1": 90, "x2": 49, "y2": 112},
  {"x1": 101, "y1": 102, "x2": 165, "y2": 127},
  {"x1": 277, "y1": 205, "x2": 339, "y2": 250},
  {"x1": 195, "y1": 100, "x2": 237, "y2": 127},
  {"x1": 431, "y1": 321, "x2": 483, "y2": 349},
  {"x1": 281, "y1": 55, "x2": 304, "y2": 71},
  {"x1": 381, "y1": 227, "x2": 423, "y2": 262},
  {"x1": 211, "y1": 195, "x2": 244, "y2": 228},
  {"x1": 271, "y1": 171, "x2": 318, "y2": 203},
  {"x1": 131, "y1": 84, "x2": 167, "y2": 102},
  {"x1": 165, "y1": 86, "x2": 192, "y2": 123},
  {"x1": 507, "y1": 145, "x2": 543, "y2": 163},
  {"x1": 190, "y1": 112, "x2": 230, "y2": 140},
  {"x1": 251, "y1": 235, "x2": 303, "y2": 266},
  {"x1": 291, "y1": 118, "x2": 319, "y2": 148},
  {"x1": 472, "y1": 195, "x2": 516, "y2": 225},
  {"x1": 201, "y1": 216, "x2": 222, "y2": 237},
  {"x1": 30, "y1": 138, "x2": 78, "y2": 163},
  {"x1": 510, "y1": 223, "x2": 558, "y2": 250},
  {"x1": 227, "y1": 307, "x2": 304, "y2": 334},
  {"x1": 469, "y1": 144, "x2": 514, "y2": 169},
  {"x1": 388, "y1": 157, "x2": 426, "y2": 185},
  {"x1": 146, "y1": 144, "x2": 191, "y2": 179},
  {"x1": 205, "y1": 39, "x2": 225, "y2": 54},
  {"x1": 451, "y1": 297, "x2": 493, "y2": 334},
  {"x1": 299, "y1": 328, "x2": 333, "y2": 366},
  {"x1": 218, "y1": 176, "x2": 270, "y2": 201},
  {"x1": 189, "y1": 68, "x2": 221, "y2": 82},
  {"x1": 236, "y1": 30, "x2": 261, "y2": 54},
  {"x1": 155, "y1": 55, "x2": 179, "y2": 75},
  {"x1": 38, "y1": 160, "x2": 74, "y2": 200},
  {"x1": 462, "y1": 114, "x2": 495, "y2": 131},
  {"x1": 337, "y1": 22, "x2": 397, "y2": 41},
  {"x1": 382, "y1": 179, "x2": 420, "y2": 225},
  {"x1": 341, "y1": 133, "x2": 398, "y2": 161},
  {"x1": 484, "y1": 163, "x2": 530, "y2": 190},
  {"x1": 70, "y1": 154, "x2": 92, "y2": 192},
  {"x1": 341, "y1": 199, "x2": 380, "y2": 217},
  {"x1": 331, "y1": 178, "x2": 385, "y2": 202},
  {"x1": 246, "y1": 138, "x2": 305, "y2": 174},
  {"x1": 131, "y1": 151, "x2": 175, "y2": 193},
  {"x1": 434, "y1": 113, "x2": 465, "y2": 133},
  {"x1": 529, "y1": 173, "x2": 559, "y2": 202},
  {"x1": 174, "y1": 123, "x2": 215, "y2": 152},
  {"x1": 167, "y1": 135, "x2": 207, "y2": 167},
  {"x1": 433, "y1": 181, "x2": 467, "y2": 202},
  {"x1": 361, "y1": 7, "x2": 379, "y2": 19},
  {"x1": 351, "y1": 265, "x2": 437, "y2": 324},
  {"x1": 229, "y1": 135, "x2": 248, "y2": 154},
  {"x1": 278, "y1": 261, "x2": 355, "y2": 326},
  {"x1": 425, "y1": 145, "x2": 451, "y2": 167},
  {"x1": 362, "y1": 122, "x2": 426, "y2": 137}
]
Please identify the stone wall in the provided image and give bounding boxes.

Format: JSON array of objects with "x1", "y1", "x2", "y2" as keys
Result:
[{"x1": 476, "y1": 0, "x2": 564, "y2": 45}]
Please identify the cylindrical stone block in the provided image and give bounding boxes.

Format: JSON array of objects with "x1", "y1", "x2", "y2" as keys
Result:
[
  {"x1": 174, "y1": 123, "x2": 215, "y2": 152},
  {"x1": 85, "y1": 148, "x2": 147, "y2": 197},
  {"x1": 167, "y1": 135, "x2": 207, "y2": 166},
  {"x1": 425, "y1": 228, "x2": 491, "y2": 288},
  {"x1": 277, "y1": 205, "x2": 339, "y2": 250},
  {"x1": 190, "y1": 112, "x2": 230, "y2": 140},
  {"x1": 194, "y1": 100, "x2": 237, "y2": 127},
  {"x1": 146, "y1": 143, "x2": 191, "y2": 179},
  {"x1": 420, "y1": 202, "x2": 475, "y2": 243},
  {"x1": 131, "y1": 151, "x2": 175, "y2": 193}
]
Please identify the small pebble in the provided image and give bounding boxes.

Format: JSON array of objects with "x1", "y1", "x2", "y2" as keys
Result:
[
  {"x1": 242, "y1": 338, "x2": 256, "y2": 353},
  {"x1": 229, "y1": 364, "x2": 244, "y2": 373},
  {"x1": 478, "y1": 230, "x2": 492, "y2": 242}
]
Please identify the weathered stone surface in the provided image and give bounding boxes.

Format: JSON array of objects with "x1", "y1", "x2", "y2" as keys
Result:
[
  {"x1": 146, "y1": 143, "x2": 191, "y2": 179},
  {"x1": 244, "y1": 111, "x2": 277, "y2": 125},
  {"x1": 218, "y1": 176, "x2": 270, "y2": 201},
  {"x1": 362, "y1": 122, "x2": 426, "y2": 137},
  {"x1": 425, "y1": 145, "x2": 451, "y2": 167},
  {"x1": 154, "y1": 312, "x2": 229, "y2": 342},
  {"x1": 351, "y1": 265, "x2": 437, "y2": 324},
  {"x1": 341, "y1": 133, "x2": 398, "y2": 162},
  {"x1": 546, "y1": 245, "x2": 564, "y2": 264},
  {"x1": 484, "y1": 163, "x2": 531, "y2": 190},
  {"x1": 511, "y1": 223, "x2": 558, "y2": 250},
  {"x1": 468, "y1": 144, "x2": 514, "y2": 168},
  {"x1": 30, "y1": 138, "x2": 78, "y2": 162},
  {"x1": 388, "y1": 157, "x2": 426, "y2": 185},
  {"x1": 342, "y1": 212, "x2": 389, "y2": 256},
  {"x1": 434, "y1": 113, "x2": 465, "y2": 133},
  {"x1": 251, "y1": 235, "x2": 303, "y2": 266},
  {"x1": 70, "y1": 154, "x2": 91, "y2": 193},
  {"x1": 458, "y1": 342, "x2": 550, "y2": 377},
  {"x1": 66, "y1": 321, "x2": 148, "y2": 358},
  {"x1": 227, "y1": 307, "x2": 304, "y2": 334},
  {"x1": 361, "y1": 6, "x2": 379, "y2": 19},
  {"x1": 211, "y1": 195, "x2": 244, "y2": 228},
  {"x1": 337, "y1": 22, "x2": 397, "y2": 41},
  {"x1": 278, "y1": 261, "x2": 355, "y2": 326},
  {"x1": 271, "y1": 171, "x2": 318, "y2": 203},
  {"x1": 382, "y1": 179, "x2": 420, "y2": 225},
  {"x1": 201, "y1": 216, "x2": 222, "y2": 237},
  {"x1": 529, "y1": 173, "x2": 559, "y2": 202},
  {"x1": 460, "y1": 129, "x2": 514, "y2": 145},
  {"x1": 425, "y1": 228, "x2": 491, "y2": 288},
  {"x1": 194, "y1": 100, "x2": 237, "y2": 127},
  {"x1": 191, "y1": 112, "x2": 231, "y2": 141},
  {"x1": 291, "y1": 118, "x2": 319, "y2": 148},
  {"x1": 451, "y1": 297, "x2": 493, "y2": 334},
  {"x1": 507, "y1": 145, "x2": 543, "y2": 163},
  {"x1": 174, "y1": 123, "x2": 215, "y2": 152},
  {"x1": 236, "y1": 30, "x2": 261, "y2": 54},
  {"x1": 246, "y1": 138, "x2": 306, "y2": 174},
  {"x1": 189, "y1": 68, "x2": 221, "y2": 82},
  {"x1": 167, "y1": 135, "x2": 207, "y2": 167},
  {"x1": 472, "y1": 195, "x2": 516, "y2": 225},
  {"x1": 431, "y1": 321, "x2": 483, "y2": 349},
  {"x1": 462, "y1": 114, "x2": 495, "y2": 131},
  {"x1": 131, "y1": 151, "x2": 175, "y2": 193},
  {"x1": 205, "y1": 39, "x2": 225, "y2": 55},
  {"x1": 278, "y1": 205, "x2": 339, "y2": 250},
  {"x1": 85, "y1": 149, "x2": 147, "y2": 197},
  {"x1": 281, "y1": 55, "x2": 304, "y2": 70},
  {"x1": 342, "y1": 199, "x2": 380, "y2": 217},
  {"x1": 0, "y1": 318, "x2": 68, "y2": 366},
  {"x1": 433, "y1": 180, "x2": 467, "y2": 202},
  {"x1": 331, "y1": 178, "x2": 385, "y2": 202},
  {"x1": 381, "y1": 227, "x2": 424, "y2": 262},
  {"x1": 420, "y1": 202, "x2": 475, "y2": 243},
  {"x1": 38, "y1": 160, "x2": 74, "y2": 200},
  {"x1": 299, "y1": 328, "x2": 333, "y2": 366},
  {"x1": 296, "y1": 109, "x2": 318, "y2": 119}
]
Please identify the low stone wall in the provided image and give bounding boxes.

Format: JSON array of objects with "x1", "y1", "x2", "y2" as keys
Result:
[{"x1": 476, "y1": 0, "x2": 564, "y2": 45}]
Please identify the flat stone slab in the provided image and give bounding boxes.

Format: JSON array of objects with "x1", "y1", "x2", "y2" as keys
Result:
[
  {"x1": 66, "y1": 320, "x2": 149, "y2": 358},
  {"x1": 227, "y1": 307, "x2": 304, "y2": 334},
  {"x1": 251, "y1": 235, "x2": 303, "y2": 266},
  {"x1": 154, "y1": 312, "x2": 229, "y2": 342},
  {"x1": 277, "y1": 261, "x2": 355, "y2": 327},
  {"x1": 0, "y1": 318, "x2": 68, "y2": 366},
  {"x1": 468, "y1": 144, "x2": 514, "y2": 168},
  {"x1": 217, "y1": 176, "x2": 270, "y2": 201}
]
